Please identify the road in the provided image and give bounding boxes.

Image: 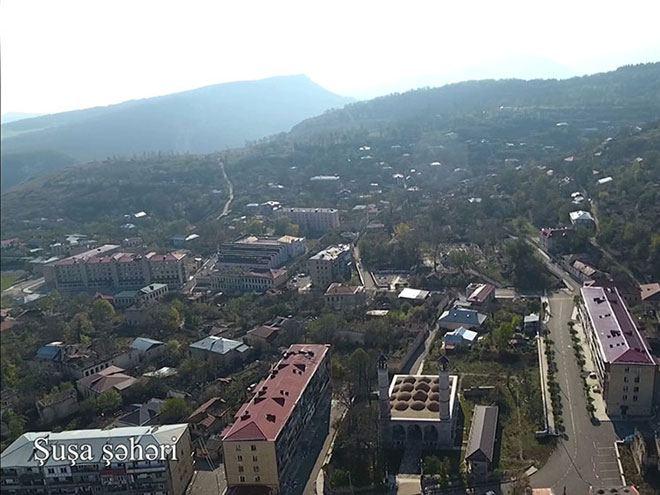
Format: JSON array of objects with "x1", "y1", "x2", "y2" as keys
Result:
[
  {"x1": 216, "y1": 160, "x2": 234, "y2": 220},
  {"x1": 353, "y1": 244, "x2": 377, "y2": 291},
  {"x1": 531, "y1": 292, "x2": 623, "y2": 493},
  {"x1": 303, "y1": 399, "x2": 348, "y2": 494}
]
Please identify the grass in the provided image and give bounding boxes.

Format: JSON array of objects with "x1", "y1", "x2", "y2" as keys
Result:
[{"x1": 1, "y1": 274, "x2": 19, "y2": 291}]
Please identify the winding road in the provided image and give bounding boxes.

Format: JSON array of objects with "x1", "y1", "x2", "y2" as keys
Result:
[{"x1": 216, "y1": 160, "x2": 234, "y2": 220}]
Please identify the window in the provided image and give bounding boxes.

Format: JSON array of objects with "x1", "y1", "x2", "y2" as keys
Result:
[
  {"x1": 254, "y1": 466, "x2": 259, "y2": 473},
  {"x1": 634, "y1": 376, "x2": 640, "y2": 383},
  {"x1": 623, "y1": 386, "x2": 629, "y2": 392},
  {"x1": 624, "y1": 367, "x2": 630, "y2": 372},
  {"x1": 48, "y1": 468, "x2": 55, "y2": 474},
  {"x1": 239, "y1": 476, "x2": 246, "y2": 483},
  {"x1": 238, "y1": 466, "x2": 244, "y2": 473},
  {"x1": 623, "y1": 395, "x2": 628, "y2": 401},
  {"x1": 253, "y1": 456, "x2": 258, "y2": 462},
  {"x1": 624, "y1": 377, "x2": 628, "y2": 383},
  {"x1": 634, "y1": 386, "x2": 639, "y2": 392},
  {"x1": 60, "y1": 467, "x2": 67, "y2": 473},
  {"x1": 251, "y1": 445, "x2": 257, "y2": 451},
  {"x1": 633, "y1": 395, "x2": 638, "y2": 401},
  {"x1": 255, "y1": 476, "x2": 261, "y2": 482},
  {"x1": 237, "y1": 455, "x2": 243, "y2": 462}
]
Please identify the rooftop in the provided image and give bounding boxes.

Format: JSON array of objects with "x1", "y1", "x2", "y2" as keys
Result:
[
  {"x1": 54, "y1": 244, "x2": 119, "y2": 266},
  {"x1": 285, "y1": 207, "x2": 337, "y2": 213},
  {"x1": 130, "y1": 337, "x2": 164, "y2": 353},
  {"x1": 0, "y1": 424, "x2": 188, "y2": 468},
  {"x1": 467, "y1": 283, "x2": 495, "y2": 304},
  {"x1": 222, "y1": 344, "x2": 329, "y2": 443},
  {"x1": 580, "y1": 286, "x2": 654, "y2": 365},
  {"x1": 398, "y1": 288, "x2": 430, "y2": 301},
  {"x1": 388, "y1": 374, "x2": 458, "y2": 421},
  {"x1": 189, "y1": 336, "x2": 249, "y2": 355},
  {"x1": 465, "y1": 405, "x2": 499, "y2": 463},
  {"x1": 325, "y1": 283, "x2": 365, "y2": 296},
  {"x1": 569, "y1": 210, "x2": 595, "y2": 222},
  {"x1": 439, "y1": 308, "x2": 487, "y2": 327},
  {"x1": 640, "y1": 283, "x2": 660, "y2": 302},
  {"x1": 310, "y1": 244, "x2": 350, "y2": 261}
]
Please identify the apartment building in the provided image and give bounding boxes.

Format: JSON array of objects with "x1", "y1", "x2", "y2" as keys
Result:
[
  {"x1": 579, "y1": 285, "x2": 657, "y2": 416},
  {"x1": 307, "y1": 244, "x2": 352, "y2": 291},
  {"x1": 201, "y1": 267, "x2": 288, "y2": 295},
  {"x1": 218, "y1": 235, "x2": 306, "y2": 271},
  {"x1": 44, "y1": 245, "x2": 187, "y2": 293},
  {"x1": 280, "y1": 207, "x2": 340, "y2": 234},
  {"x1": 0, "y1": 424, "x2": 194, "y2": 495},
  {"x1": 222, "y1": 344, "x2": 331, "y2": 495}
]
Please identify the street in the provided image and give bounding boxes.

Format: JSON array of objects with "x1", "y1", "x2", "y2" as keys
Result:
[{"x1": 531, "y1": 292, "x2": 623, "y2": 493}]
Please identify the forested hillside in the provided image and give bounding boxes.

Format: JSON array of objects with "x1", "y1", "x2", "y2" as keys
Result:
[{"x1": 0, "y1": 75, "x2": 350, "y2": 190}]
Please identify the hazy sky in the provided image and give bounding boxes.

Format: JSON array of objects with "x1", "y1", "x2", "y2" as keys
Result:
[{"x1": 2, "y1": 0, "x2": 660, "y2": 115}]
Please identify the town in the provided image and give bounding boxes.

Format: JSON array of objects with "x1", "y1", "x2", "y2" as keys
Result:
[{"x1": 1, "y1": 10, "x2": 660, "y2": 495}]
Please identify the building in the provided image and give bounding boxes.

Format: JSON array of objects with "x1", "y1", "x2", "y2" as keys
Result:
[
  {"x1": 378, "y1": 355, "x2": 458, "y2": 449},
  {"x1": 324, "y1": 283, "x2": 366, "y2": 310},
  {"x1": 523, "y1": 313, "x2": 541, "y2": 336},
  {"x1": 438, "y1": 308, "x2": 487, "y2": 331},
  {"x1": 187, "y1": 397, "x2": 230, "y2": 437},
  {"x1": 569, "y1": 210, "x2": 596, "y2": 230},
  {"x1": 114, "y1": 290, "x2": 138, "y2": 308},
  {"x1": 189, "y1": 336, "x2": 251, "y2": 368},
  {"x1": 221, "y1": 344, "x2": 331, "y2": 495},
  {"x1": 398, "y1": 288, "x2": 430, "y2": 304},
  {"x1": 218, "y1": 235, "x2": 305, "y2": 271},
  {"x1": 280, "y1": 207, "x2": 339, "y2": 234},
  {"x1": 44, "y1": 245, "x2": 187, "y2": 293},
  {"x1": 307, "y1": 244, "x2": 352, "y2": 290},
  {"x1": 578, "y1": 285, "x2": 657, "y2": 416},
  {"x1": 640, "y1": 283, "x2": 660, "y2": 304},
  {"x1": 114, "y1": 398, "x2": 164, "y2": 427},
  {"x1": 35, "y1": 387, "x2": 79, "y2": 425},
  {"x1": 443, "y1": 327, "x2": 478, "y2": 349},
  {"x1": 76, "y1": 365, "x2": 137, "y2": 398},
  {"x1": 466, "y1": 283, "x2": 495, "y2": 308},
  {"x1": 465, "y1": 405, "x2": 499, "y2": 479},
  {"x1": 539, "y1": 227, "x2": 575, "y2": 254},
  {"x1": 201, "y1": 267, "x2": 288, "y2": 295},
  {"x1": 244, "y1": 317, "x2": 299, "y2": 348},
  {"x1": 0, "y1": 424, "x2": 194, "y2": 495},
  {"x1": 137, "y1": 283, "x2": 169, "y2": 304}
]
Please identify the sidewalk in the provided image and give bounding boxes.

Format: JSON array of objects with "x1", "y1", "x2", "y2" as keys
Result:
[
  {"x1": 536, "y1": 334, "x2": 556, "y2": 435},
  {"x1": 570, "y1": 307, "x2": 610, "y2": 422}
]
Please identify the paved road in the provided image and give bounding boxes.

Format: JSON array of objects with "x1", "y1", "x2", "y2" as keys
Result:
[
  {"x1": 216, "y1": 160, "x2": 234, "y2": 220},
  {"x1": 531, "y1": 293, "x2": 622, "y2": 493},
  {"x1": 353, "y1": 244, "x2": 377, "y2": 291}
]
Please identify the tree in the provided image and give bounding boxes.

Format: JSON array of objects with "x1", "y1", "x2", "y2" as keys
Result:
[
  {"x1": 66, "y1": 312, "x2": 94, "y2": 343},
  {"x1": 95, "y1": 389, "x2": 122, "y2": 415},
  {"x1": 492, "y1": 322, "x2": 514, "y2": 354},
  {"x1": 89, "y1": 299, "x2": 116, "y2": 332},
  {"x1": 160, "y1": 397, "x2": 192, "y2": 422},
  {"x1": 347, "y1": 348, "x2": 372, "y2": 400}
]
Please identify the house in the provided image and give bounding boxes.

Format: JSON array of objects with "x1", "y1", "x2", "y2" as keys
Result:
[
  {"x1": 398, "y1": 288, "x2": 430, "y2": 304},
  {"x1": 523, "y1": 313, "x2": 541, "y2": 336},
  {"x1": 466, "y1": 283, "x2": 496, "y2": 309},
  {"x1": 465, "y1": 405, "x2": 499, "y2": 479},
  {"x1": 76, "y1": 365, "x2": 137, "y2": 398},
  {"x1": 189, "y1": 336, "x2": 251, "y2": 368},
  {"x1": 569, "y1": 210, "x2": 596, "y2": 230},
  {"x1": 443, "y1": 327, "x2": 478, "y2": 349},
  {"x1": 539, "y1": 227, "x2": 575, "y2": 254},
  {"x1": 244, "y1": 325, "x2": 280, "y2": 347},
  {"x1": 35, "y1": 342, "x2": 66, "y2": 363},
  {"x1": 640, "y1": 283, "x2": 660, "y2": 304},
  {"x1": 128, "y1": 337, "x2": 166, "y2": 365},
  {"x1": 36, "y1": 387, "x2": 79, "y2": 425},
  {"x1": 438, "y1": 308, "x2": 487, "y2": 331},
  {"x1": 324, "y1": 283, "x2": 367, "y2": 310},
  {"x1": 187, "y1": 397, "x2": 230, "y2": 436},
  {"x1": 114, "y1": 398, "x2": 164, "y2": 427}
]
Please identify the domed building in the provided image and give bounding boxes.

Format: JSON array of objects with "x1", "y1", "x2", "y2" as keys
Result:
[{"x1": 377, "y1": 355, "x2": 458, "y2": 448}]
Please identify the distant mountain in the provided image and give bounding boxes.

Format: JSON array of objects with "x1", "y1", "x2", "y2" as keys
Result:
[
  {"x1": 1, "y1": 112, "x2": 43, "y2": 124},
  {"x1": 0, "y1": 75, "x2": 351, "y2": 190},
  {"x1": 292, "y1": 63, "x2": 660, "y2": 138}
]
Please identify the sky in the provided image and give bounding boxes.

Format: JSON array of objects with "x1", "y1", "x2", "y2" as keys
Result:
[{"x1": 2, "y1": 0, "x2": 660, "y2": 115}]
